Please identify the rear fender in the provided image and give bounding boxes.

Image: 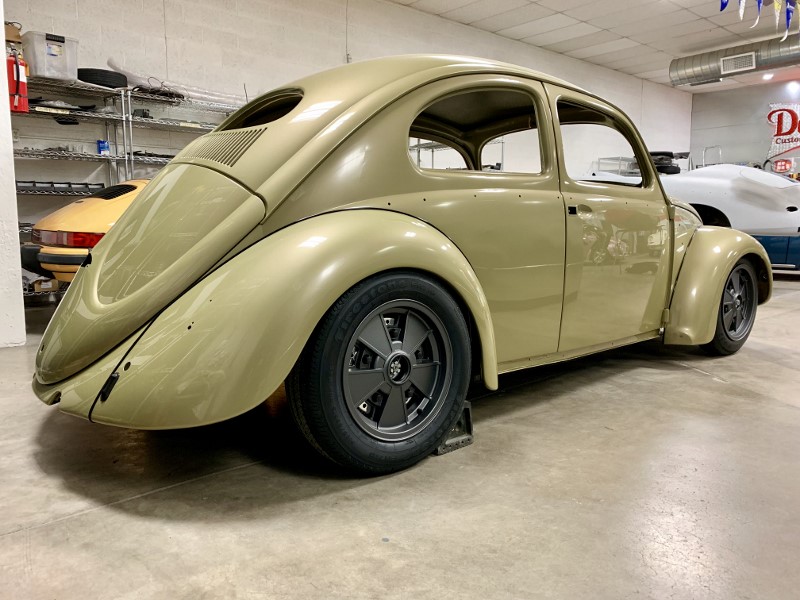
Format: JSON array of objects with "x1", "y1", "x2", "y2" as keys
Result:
[
  {"x1": 42, "y1": 209, "x2": 497, "y2": 429},
  {"x1": 664, "y1": 226, "x2": 772, "y2": 346}
]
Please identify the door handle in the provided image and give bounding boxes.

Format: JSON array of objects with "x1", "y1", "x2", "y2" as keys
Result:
[{"x1": 568, "y1": 204, "x2": 593, "y2": 215}]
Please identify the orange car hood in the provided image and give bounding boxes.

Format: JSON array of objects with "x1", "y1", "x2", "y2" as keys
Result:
[{"x1": 34, "y1": 180, "x2": 149, "y2": 233}]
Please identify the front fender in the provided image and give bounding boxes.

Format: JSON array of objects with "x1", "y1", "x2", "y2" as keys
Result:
[
  {"x1": 664, "y1": 226, "x2": 772, "y2": 346},
  {"x1": 37, "y1": 209, "x2": 497, "y2": 429}
]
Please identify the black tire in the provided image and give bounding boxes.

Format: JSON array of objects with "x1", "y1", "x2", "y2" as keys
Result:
[
  {"x1": 286, "y1": 272, "x2": 471, "y2": 474},
  {"x1": 701, "y1": 259, "x2": 758, "y2": 356},
  {"x1": 77, "y1": 68, "x2": 128, "y2": 89},
  {"x1": 656, "y1": 164, "x2": 681, "y2": 175}
]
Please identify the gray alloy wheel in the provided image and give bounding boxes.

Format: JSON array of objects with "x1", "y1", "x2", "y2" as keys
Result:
[
  {"x1": 701, "y1": 259, "x2": 758, "y2": 356},
  {"x1": 287, "y1": 272, "x2": 471, "y2": 474},
  {"x1": 342, "y1": 300, "x2": 453, "y2": 442}
]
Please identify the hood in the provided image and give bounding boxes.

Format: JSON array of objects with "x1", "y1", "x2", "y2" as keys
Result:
[
  {"x1": 661, "y1": 164, "x2": 800, "y2": 211},
  {"x1": 34, "y1": 180, "x2": 149, "y2": 234},
  {"x1": 36, "y1": 165, "x2": 265, "y2": 384}
]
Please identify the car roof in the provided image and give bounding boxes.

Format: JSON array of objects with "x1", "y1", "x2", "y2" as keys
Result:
[
  {"x1": 364, "y1": 54, "x2": 577, "y2": 85},
  {"x1": 294, "y1": 53, "x2": 585, "y2": 97},
  {"x1": 224, "y1": 55, "x2": 589, "y2": 133}
]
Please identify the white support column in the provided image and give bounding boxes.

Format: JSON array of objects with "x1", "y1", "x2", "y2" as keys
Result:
[{"x1": 0, "y1": 0, "x2": 27, "y2": 347}]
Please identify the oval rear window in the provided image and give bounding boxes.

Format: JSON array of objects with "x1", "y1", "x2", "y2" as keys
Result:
[{"x1": 220, "y1": 89, "x2": 303, "y2": 130}]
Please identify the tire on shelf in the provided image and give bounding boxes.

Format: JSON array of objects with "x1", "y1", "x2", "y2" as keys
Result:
[
  {"x1": 701, "y1": 259, "x2": 758, "y2": 356},
  {"x1": 286, "y1": 271, "x2": 471, "y2": 474},
  {"x1": 77, "y1": 68, "x2": 128, "y2": 89}
]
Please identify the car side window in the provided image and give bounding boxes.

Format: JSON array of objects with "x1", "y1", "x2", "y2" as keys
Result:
[
  {"x1": 410, "y1": 88, "x2": 541, "y2": 174},
  {"x1": 481, "y1": 129, "x2": 541, "y2": 174},
  {"x1": 408, "y1": 137, "x2": 468, "y2": 170},
  {"x1": 557, "y1": 100, "x2": 643, "y2": 186}
]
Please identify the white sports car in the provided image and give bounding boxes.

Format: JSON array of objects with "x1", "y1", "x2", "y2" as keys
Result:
[{"x1": 588, "y1": 164, "x2": 800, "y2": 269}]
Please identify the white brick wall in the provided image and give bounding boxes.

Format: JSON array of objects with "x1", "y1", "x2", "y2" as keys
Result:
[{"x1": 690, "y1": 81, "x2": 790, "y2": 166}]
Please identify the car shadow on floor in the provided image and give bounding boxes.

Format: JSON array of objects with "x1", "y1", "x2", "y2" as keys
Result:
[
  {"x1": 467, "y1": 338, "x2": 702, "y2": 424},
  {"x1": 31, "y1": 337, "x2": 707, "y2": 522}
]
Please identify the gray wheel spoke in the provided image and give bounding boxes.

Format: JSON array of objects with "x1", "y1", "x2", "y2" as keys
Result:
[
  {"x1": 723, "y1": 306, "x2": 735, "y2": 330},
  {"x1": 378, "y1": 385, "x2": 408, "y2": 429},
  {"x1": 410, "y1": 362, "x2": 439, "y2": 397},
  {"x1": 346, "y1": 368, "x2": 386, "y2": 405},
  {"x1": 358, "y1": 315, "x2": 392, "y2": 358},
  {"x1": 402, "y1": 311, "x2": 431, "y2": 353},
  {"x1": 732, "y1": 274, "x2": 742, "y2": 296}
]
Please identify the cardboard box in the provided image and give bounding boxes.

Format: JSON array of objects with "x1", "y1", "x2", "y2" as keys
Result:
[
  {"x1": 33, "y1": 278, "x2": 58, "y2": 293},
  {"x1": 5, "y1": 23, "x2": 22, "y2": 44}
]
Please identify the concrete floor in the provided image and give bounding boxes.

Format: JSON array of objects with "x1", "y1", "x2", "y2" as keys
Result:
[{"x1": 1, "y1": 277, "x2": 799, "y2": 599}]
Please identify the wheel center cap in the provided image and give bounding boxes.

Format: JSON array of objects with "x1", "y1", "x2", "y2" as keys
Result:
[
  {"x1": 735, "y1": 295, "x2": 742, "y2": 307},
  {"x1": 386, "y1": 352, "x2": 411, "y2": 385}
]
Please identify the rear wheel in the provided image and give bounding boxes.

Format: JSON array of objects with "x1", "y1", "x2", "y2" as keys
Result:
[
  {"x1": 701, "y1": 259, "x2": 758, "y2": 355},
  {"x1": 287, "y1": 272, "x2": 471, "y2": 474}
]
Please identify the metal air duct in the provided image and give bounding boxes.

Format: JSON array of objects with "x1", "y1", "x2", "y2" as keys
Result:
[{"x1": 669, "y1": 35, "x2": 800, "y2": 86}]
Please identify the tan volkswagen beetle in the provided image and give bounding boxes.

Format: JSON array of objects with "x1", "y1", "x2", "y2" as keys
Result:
[{"x1": 33, "y1": 55, "x2": 772, "y2": 474}]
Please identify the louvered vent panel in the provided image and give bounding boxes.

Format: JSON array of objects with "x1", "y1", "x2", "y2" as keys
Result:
[
  {"x1": 178, "y1": 127, "x2": 267, "y2": 167},
  {"x1": 720, "y1": 52, "x2": 756, "y2": 75}
]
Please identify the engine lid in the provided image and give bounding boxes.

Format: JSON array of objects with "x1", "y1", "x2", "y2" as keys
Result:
[{"x1": 35, "y1": 163, "x2": 265, "y2": 385}]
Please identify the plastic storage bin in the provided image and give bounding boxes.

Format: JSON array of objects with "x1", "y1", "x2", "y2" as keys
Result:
[{"x1": 21, "y1": 31, "x2": 78, "y2": 80}]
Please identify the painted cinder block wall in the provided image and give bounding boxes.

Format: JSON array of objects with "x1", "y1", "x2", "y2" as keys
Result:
[
  {"x1": 0, "y1": 0, "x2": 692, "y2": 347},
  {"x1": 691, "y1": 80, "x2": 800, "y2": 167},
  {"x1": 4, "y1": 0, "x2": 692, "y2": 144},
  {"x1": 0, "y1": 0, "x2": 25, "y2": 348}
]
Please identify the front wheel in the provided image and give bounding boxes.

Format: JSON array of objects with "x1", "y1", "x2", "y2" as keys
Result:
[
  {"x1": 287, "y1": 272, "x2": 471, "y2": 474},
  {"x1": 701, "y1": 259, "x2": 758, "y2": 355}
]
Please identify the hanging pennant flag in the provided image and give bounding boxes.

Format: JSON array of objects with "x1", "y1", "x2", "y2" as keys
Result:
[
  {"x1": 751, "y1": 0, "x2": 763, "y2": 26},
  {"x1": 776, "y1": 0, "x2": 783, "y2": 30},
  {"x1": 721, "y1": 0, "x2": 729, "y2": 9},
  {"x1": 739, "y1": 0, "x2": 747, "y2": 19},
  {"x1": 782, "y1": 0, "x2": 795, "y2": 41}
]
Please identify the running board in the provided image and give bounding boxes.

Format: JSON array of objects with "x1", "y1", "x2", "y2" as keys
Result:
[
  {"x1": 434, "y1": 401, "x2": 473, "y2": 455},
  {"x1": 772, "y1": 264, "x2": 797, "y2": 269}
]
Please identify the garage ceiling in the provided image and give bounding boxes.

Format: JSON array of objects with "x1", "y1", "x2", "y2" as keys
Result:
[{"x1": 389, "y1": 0, "x2": 800, "y2": 91}]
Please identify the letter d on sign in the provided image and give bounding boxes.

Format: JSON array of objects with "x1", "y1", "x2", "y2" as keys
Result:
[{"x1": 768, "y1": 108, "x2": 799, "y2": 136}]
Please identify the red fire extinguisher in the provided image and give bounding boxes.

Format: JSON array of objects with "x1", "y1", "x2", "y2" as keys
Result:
[{"x1": 7, "y1": 46, "x2": 29, "y2": 113}]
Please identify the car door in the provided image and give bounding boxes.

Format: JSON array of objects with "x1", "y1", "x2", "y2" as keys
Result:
[
  {"x1": 545, "y1": 84, "x2": 671, "y2": 352},
  {"x1": 398, "y1": 77, "x2": 567, "y2": 366}
]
